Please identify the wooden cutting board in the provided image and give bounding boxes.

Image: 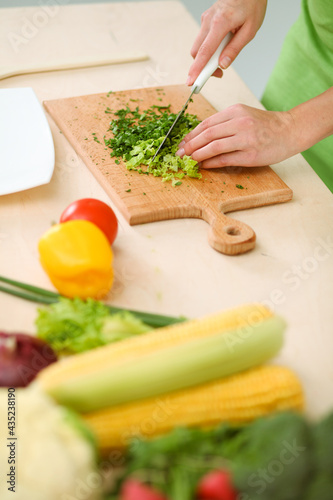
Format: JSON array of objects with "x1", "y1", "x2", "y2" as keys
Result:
[{"x1": 44, "y1": 85, "x2": 292, "y2": 255}]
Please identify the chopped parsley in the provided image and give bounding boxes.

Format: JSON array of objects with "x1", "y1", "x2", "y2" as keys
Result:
[
  {"x1": 103, "y1": 102, "x2": 201, "y2": 185},
  {"x1": 172, "y1": 179, "x2": 182, "y2": 187},
  {"x1": 236, "y1": 184, "x2": 244, "y2": 189}
]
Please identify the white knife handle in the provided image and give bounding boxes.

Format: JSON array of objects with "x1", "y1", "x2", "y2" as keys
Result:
[{"x1": 192, "y1": 32, "x2": 233, "y2": 94}]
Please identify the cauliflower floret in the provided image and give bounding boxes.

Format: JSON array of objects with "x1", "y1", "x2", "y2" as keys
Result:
[{"x1": 0, "y1": 386, "x2": 102, "y2": 500}]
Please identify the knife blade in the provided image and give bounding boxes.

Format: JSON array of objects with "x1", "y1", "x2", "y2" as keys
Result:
[
  {"x1": 152, "y1": 32, "x2": 233, "y2": 161},
  {"x1": 151, "y1": 88, "x2": 196, "y2": 161}
]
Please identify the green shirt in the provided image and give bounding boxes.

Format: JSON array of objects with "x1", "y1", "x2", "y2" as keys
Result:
[{"x1": 262, "y1": 0, "x2": 333, "y2": 192}]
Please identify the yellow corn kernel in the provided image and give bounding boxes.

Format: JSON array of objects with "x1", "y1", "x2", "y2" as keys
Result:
[{"x1": 83, "y1": 365, "x2": 304, "y2": 453}]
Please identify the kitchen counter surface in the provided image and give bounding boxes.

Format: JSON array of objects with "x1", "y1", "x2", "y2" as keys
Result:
[{"x1": 0, "y1": 1, "x2": 332, "y2": 417}]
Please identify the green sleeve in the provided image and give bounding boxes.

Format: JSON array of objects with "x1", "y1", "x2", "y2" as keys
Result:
[{"x1": 262, "y1": 0, "x2": 333, "y2": 192}]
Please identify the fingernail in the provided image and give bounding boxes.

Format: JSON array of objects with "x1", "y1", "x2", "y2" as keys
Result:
[
  {"x1": 186, "y1": 76, "x2": 192, "y2": 85},
  {"x1": 178, "y1": 140, "x2": 185, "y2": 148},
  {"x1": 220, "y1": 56, "x2": 231, "y2": 69},
  {"x1": 176, "y1": 148, "x2": 185, "y2": 157}
]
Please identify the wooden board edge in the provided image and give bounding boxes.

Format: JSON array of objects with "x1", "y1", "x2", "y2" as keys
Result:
[
  {"x1": 43, "y1": 100, "x2": 134, "y2": 222},
  {"x1": 220, "y1": 186, "x2": 293, "y2": 215}
]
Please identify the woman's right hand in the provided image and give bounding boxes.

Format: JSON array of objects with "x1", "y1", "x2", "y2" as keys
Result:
[{"x1": 187, "y1": 0, "x2": 268, "y2": 86}]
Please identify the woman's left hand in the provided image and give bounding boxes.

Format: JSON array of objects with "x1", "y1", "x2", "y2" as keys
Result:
[{"x1": 176, "y1": 104, "x2": 297, "y2": 168}]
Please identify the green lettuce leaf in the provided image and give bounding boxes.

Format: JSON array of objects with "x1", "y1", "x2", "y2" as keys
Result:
[
  {"x1": 36, "y1": 297, "x2": 151, "y2": 355},
  {"x1": 101, "y1": 311, "x2": 153, "y2": 343}
]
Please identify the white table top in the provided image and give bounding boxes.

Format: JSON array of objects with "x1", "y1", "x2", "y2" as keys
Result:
[{"x1": 0, "y1": 1, "x2": 332, "y2": 418}]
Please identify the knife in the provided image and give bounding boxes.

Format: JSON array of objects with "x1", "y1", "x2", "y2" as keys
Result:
[{"x1": 152, "y1": 32, "x2": 233, "y2": 161}]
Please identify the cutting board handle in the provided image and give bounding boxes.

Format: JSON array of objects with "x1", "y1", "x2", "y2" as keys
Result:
[{"x1": 205, "y1": 206, "x2": 256, "y2": 255}]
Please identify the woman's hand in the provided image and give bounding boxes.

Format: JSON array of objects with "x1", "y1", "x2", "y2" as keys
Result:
[
  {"x1": 187, "y1": 0, "x2": 267, "y2": 85},
  {"x1": 176, "y1": 104, "x2": 297, "y2": 168},
  {"x1": 178, "y1": 88, "x2": 333, "y2": 169}
]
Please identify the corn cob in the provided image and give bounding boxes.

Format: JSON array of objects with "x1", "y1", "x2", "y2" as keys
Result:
[
  {"x1": 36, "y1": 306, "x2": 284, "y2": 414},
  {"x1": 83, "y1": 365, "x2": 304, "y2": 453},
  {"x1": 37, "y1": 302, "x2": 272, "y2": 390}
]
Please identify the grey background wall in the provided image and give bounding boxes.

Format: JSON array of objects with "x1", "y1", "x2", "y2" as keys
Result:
[{"x1": 0, "y1": 0, "x2": 301, "y2": 99}]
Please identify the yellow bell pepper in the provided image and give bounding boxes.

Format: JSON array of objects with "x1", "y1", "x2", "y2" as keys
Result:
[{"x1": 38, "y1": 220, "x2": 114, "y2": 299}]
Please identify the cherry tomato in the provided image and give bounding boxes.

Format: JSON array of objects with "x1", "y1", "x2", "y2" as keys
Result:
[
  {"x1": 60, "y1": 198, "x2": 118, "y2": 245},
  {"x1": 121, "y1": 479, "x2": 168, "y2": 500},
  {"x1": 197, "y1": 470, "x2": 238, "y2": 500}
]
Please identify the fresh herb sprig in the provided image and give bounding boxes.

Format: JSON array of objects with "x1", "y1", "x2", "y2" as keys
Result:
[
  {"x1": 108, "y1": 412, "x2": 323, "y2": 500},
  {"x1": 103, "y1": 103, "x2": 201, "y2": 184}
]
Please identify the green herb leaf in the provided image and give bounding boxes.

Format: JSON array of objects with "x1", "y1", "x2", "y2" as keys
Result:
[{"x1": 103, "y1": 102, "x2": 201, "y2": 186}]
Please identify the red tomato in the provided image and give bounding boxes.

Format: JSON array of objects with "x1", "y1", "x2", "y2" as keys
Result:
[
  {"x1": 60, "y1": 198, "x2": 118, "y2": 245},
  {"x1": 197, "y1": 470, "x2": 238, "y2": 500},
  {"x1": 121, "y1": 479, "x2": 168, "y2": 500}
]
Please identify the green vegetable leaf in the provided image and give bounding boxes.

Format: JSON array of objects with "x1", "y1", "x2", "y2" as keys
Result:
[
  {"x1": 224, "y1": 412, "x2": 314, "y2": 500},
  {"x1": 103, "y1": 102, "x2": 201, "y2": 185},
  {"x1": 111, "y1": 426, "x2": 236, "y2": 498},
  {"x1": 108, "y1": 413, "x2": 323, "y2": 500},
  {"x1": 36, "y1": 297, "x2": 151, "y2": 355},
  {"x1": 101, "y1": 311, "x2": 152, "y2": 343},
  {"x1": 305, "y1": 412, "x2": 333, "y2": 500},
  {"x1": 63, "y1": 407, "x2": 98, "y2": 457}
]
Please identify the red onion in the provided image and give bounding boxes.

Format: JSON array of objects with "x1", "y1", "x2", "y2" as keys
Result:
[{"x1": 0, "y1": 332, "x2": 57, "y2": 387}]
